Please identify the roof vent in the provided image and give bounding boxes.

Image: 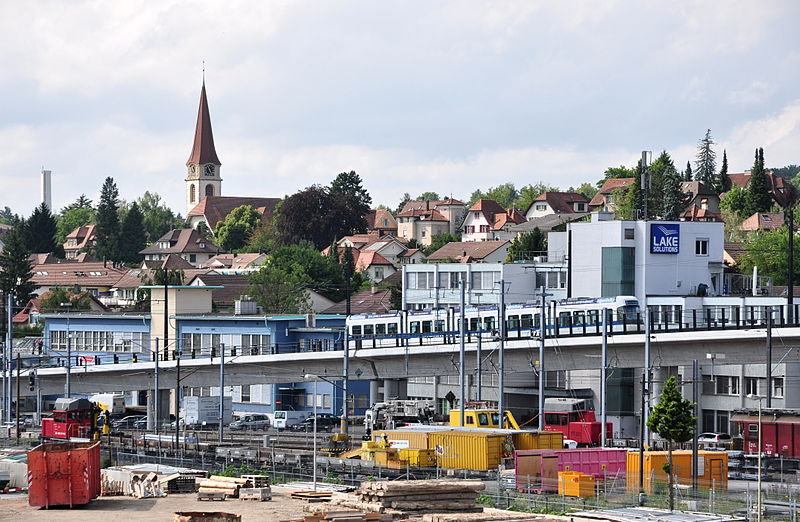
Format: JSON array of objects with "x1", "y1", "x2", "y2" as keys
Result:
[{"x1": 234, "y1": 296, "x2": 257, "y2": 315}]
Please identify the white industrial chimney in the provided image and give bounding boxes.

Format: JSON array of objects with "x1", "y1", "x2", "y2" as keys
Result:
[{"x1": 41, "y1": 169, "x2": 52, "y2": 210}]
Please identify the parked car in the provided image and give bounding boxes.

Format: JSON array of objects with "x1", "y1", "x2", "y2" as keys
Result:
[
  {"x1": 132, "y1": 417, "x2": 149, "y2": 430},
  {"x1": 111, "y1": 415, "x2": 146, "y2": 429},
  {"x1": 290, "y1": 414, "x2": 341, "y2": 432},
  {"x1": 229, "y1": 414, "x2": 271, "y2": 431},
  {"x1": 697, "y1": 432, "x2": 732, "y2": 444}
]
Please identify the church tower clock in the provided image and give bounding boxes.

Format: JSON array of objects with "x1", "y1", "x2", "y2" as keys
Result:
[{"x1": 185, "y1": 81, "x2": 222, "y2": 215}]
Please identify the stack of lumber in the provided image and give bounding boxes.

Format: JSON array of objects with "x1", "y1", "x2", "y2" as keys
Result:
[
  {"x1": 350, "y1": 479, "x2": 486, "y2": 515},
  {"x1": 421, "y1": 508, "x2": 557, "y2": 521},
  {"x1": 281, "y1": 511, "x2": 393, "y2": 522},
  {"x1": 197, "y1": 475, "x2": 251, "y2": 498}
]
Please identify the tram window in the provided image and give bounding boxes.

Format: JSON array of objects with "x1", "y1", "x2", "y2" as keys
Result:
[
  {"x1": 422, "y1": 321, "x2": 432, "y2": 333},
  {"x1": 388, "y1": 323, "x2": 398, "y2": 335},
  {"x1": 533, "y1": 314, "x2": 541, "y2": 328},
  {"x1": 484, "y1": 317, "x2": 495, "y2": 330},
  {"x1": 545, "y1": 413, "x2": 568, "y2": 425},
  {"x1": 573, "y1": 312, "x2": 585, "y2": 326},
  {"x1": 470, "y1": 318, "x2": 480, "y2": 331},
  {"x1": 521, "y1": 314, "x2": 532, "y2": 328},
  {"x1": 376, "y1": 324, "x2": 386, "y2": 336},
  {"x1": 434, "y1": 320, "x2": 445, "y2": 332},
  {"x1": 351, "y1": 325, "x2": 362, "y2": 337},
  {"x1": 507, "y1": 315, "x2": 520, "y2": 330},
  {"x1": 559, "y1": 312, "x2": 571, "y2": 327},
  {"x1": 410, "y1": 322, "x2": 420, "y2": 334},
  {"x1": 364, "y1": 324, "x2": 374, "y2": 337},
  {"x1": 587, "y1": 310, "x2": 598, "y2": 325}
]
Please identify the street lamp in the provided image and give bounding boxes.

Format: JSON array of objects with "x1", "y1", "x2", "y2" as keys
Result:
[
  {"x1": 60, "y1": 302, "x2": 73, "y2": 398},
  {"x1": 303, "y1": 373, "x2": 320, "y2": 492},
  {"x1": 747, "y1": 393, "x2": 764, "y2": 522}
]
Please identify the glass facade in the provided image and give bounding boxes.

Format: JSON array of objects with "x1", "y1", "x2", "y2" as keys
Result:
[{"x1": 601, "y1": 247, "x2": 635, "y2": 297}]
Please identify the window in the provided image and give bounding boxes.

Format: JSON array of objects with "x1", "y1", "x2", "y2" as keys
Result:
[
  {"x1": 774, "y1": 377, "x2": 784, "y2": 398},
  {"x1": 535, "y1": 204, "x2": 547, "y2": 211},
  {"x1": 479, "y1": 225, "x2": 490, "y2": 233},
  {"x1": 374, "y1": 268, "x2": 384, "y2": 280},
  {"x1": 714, "y1": 375, "x2": 739, "y2": 395},
  {"x1": 421, "y1": 230, "x2": 426, "y2": 238},
  {"x1": 382, "y1": 218, "x2": 389, "y2": 227},
  {"x1": 696, "y1": 239, "x2": 709, "y2": 256},
  {"x1": 189, "y1": 254, "x2": 197, "y2": 263},
  {"x1": 575, "y1": 203, "x2": 586, "y2": 212},
  {"x1": 624, "y1": 228, "x2": 634, "y2": 240},
  {"x1": 323, "y1": 394, "x2": 331, "y2": 408},
  {"x1": 745, "y1": 377, "x2": 759, "y2": 396},
  {"x1": 241, "y1": 385, "x2": 250, "y2": 402}
]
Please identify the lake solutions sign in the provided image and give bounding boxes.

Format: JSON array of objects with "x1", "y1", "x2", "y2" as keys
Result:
[{"x1": 650, "y1": 223, "x2": 680, "y2": 254}]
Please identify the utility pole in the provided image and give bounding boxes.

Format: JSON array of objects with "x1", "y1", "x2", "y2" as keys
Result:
[
  {"x1": 7, "y1": 291, "x2": 14, "y2": 420},
  {"x1": 600, "y1": 308, "x2": 608, "y2": 447},
  {"x1": 458, "y1": 278, "x2": 466, "y2": 426},
  {"x1": 788, "y1": 205, "x2": 794, "y2": 323},
  {"x1": 643, "y1": 308, "x2": 651, "y2": 445},
  {"x1": 767, "y1": 307, "x2": 773, "y2": 408},
  {"x1": 476, "y1": 334, "x2": 482, "y2": 402},
  {"x1": 154, "y1": 338, "x2": 159, "y2": 435},
  {"x1": 692, "y1": 360, "x2": 699, "y2": 496},
  {"x1": 638, "y1": 370, "x2": 647, "y2": 506},
  {"x1": 537, "y1": 286, "x2": 552, "y2": 431},
  {"x1": 342, "y1": 335, "x2": 349, "y2": 437},
  {"x1": 219, "y1": 343, "x2": 225, "y2": 443},
  {"x1": 15, "y1": 353, "x2": 20, "y2": 444},
  {"x1": 498, "y1": 279, "x2": 506, "y2": 427}
]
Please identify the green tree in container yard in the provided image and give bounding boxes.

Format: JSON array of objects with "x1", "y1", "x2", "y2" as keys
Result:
[{"x1": 647, "y1": 376, "x2": 695, "y2": 512}]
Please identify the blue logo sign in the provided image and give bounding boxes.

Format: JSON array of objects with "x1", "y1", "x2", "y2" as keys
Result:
[{"x1": 650, "y1": 223, "x2": 680, "y2": 254}]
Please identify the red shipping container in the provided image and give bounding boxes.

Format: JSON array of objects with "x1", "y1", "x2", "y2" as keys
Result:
[{"x1": 27, "y1": 442, "x2": 101, "y2": 508}]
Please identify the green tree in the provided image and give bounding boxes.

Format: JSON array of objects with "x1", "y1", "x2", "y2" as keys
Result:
[
  {"x1": 738, "y1": 227, "x2": 799, "y2": 285},
  {"x1": 63, "y1": 194, "x2": 93, "y2": 211},
  {"x1": 276, "y1": 185, "x2": 360, "y2": 249},
  {"x1": 614, "y1": 162, "x2": 643, "y2": 220},
  {"x1": 416, "y1": 192, "x2": 440, "y2": 201},
  {"x1": 646, "y1": 376, "x2": 696, "y2": 511},
  {"x1": 38, "y1": 287, "x2": 93, "y2": 312},
  {"x1": 56, "y1": 206, "x2": 95, "y2": 246},
  {"x1": 241, "y1": 223, "x2": 276, "y2": 254},
  {"x1": 248, "y1": 265, "x2": 311, "y2": 314},
  {"x1": 215, "y1": 205, "x2": 262, "y2": 252},
  {"x1": 136, "y1": 191, "x2": 181, "y2": 242},
  {"x1": 720, "y1": 185, "x2": 750, "y2": 220},
  {"x1": 712, "y1": 149, "x2": 731, "y2": 195},
  {"x1": 684, "y1": 161, "x2": 693, "y2": 181},
  {"x1": 597, "y1": 165, "x2": 636, "y2": 189},
  {"x1": 423, "y1": 233, "x2": 460, "y2": 256},
  {"x1": 119, "y1": 201, "x2": 147, "y2": 264},
  {"x1": 506, "y1": 229, "x2": 546, "y2": 262},
  {"x1": 0, "y1": 222, "x2": 36, "y2": 307},
  {"x1": 269, "y1": 244, "x2": 347, "y2": 301},
  {"x1": 94, "y1": 177, "x2": 121, "y2": 262},
  {"x1": 661, "y1": 169, "x2": 684, "y2": 221},
  {"x1": 516, "y1": 182, "x2": 560, "y2": 211},
  {"x1": 568, "y1": 182, "x2": 598, "y2": 201},
  {"x1": 329, "y1": 171, "x2": 372, "y2": 235},
  {"x1": 744, "y1": 147, "x2": 772, "y2": 216},
  {"x1": 0, "y1": 206, "x2": 16, "y2": 224},
  {"x1": 647, "y1": 151, "x2": 677, "y2": 219},
  {"x1": 26, "y1": 202, "x2": 60, "y2": 255},
  {"x1": 395, "y1": 193, "x2": 412, "y2": 214},
  {"x1": 694, "y1": 129, "x2": 717, "y2": 185}
]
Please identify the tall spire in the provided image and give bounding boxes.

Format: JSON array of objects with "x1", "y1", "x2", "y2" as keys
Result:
[{"x1": 186, "y1": 81, "x2": 221, "y2": 166}]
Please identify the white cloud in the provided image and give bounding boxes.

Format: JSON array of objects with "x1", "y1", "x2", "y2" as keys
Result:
[{"x1": 726, "y1": 81, "x2": 772, "y2": 106}]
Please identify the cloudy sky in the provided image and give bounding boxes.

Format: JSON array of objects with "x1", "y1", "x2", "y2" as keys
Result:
[{"x1": 1, "y1": 1, "x2": 798, "y2": 216}]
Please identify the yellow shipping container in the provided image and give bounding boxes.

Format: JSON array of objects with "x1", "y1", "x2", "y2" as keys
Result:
[
  {"x1": 558, "y1": 472, "x2": 595, "y2": 497},
  {"x1": 373, "y1": 430, "x2": 429, "y2": 450},
  {"x1": 513, "y1": 431, "x2": 563, "y2": 450},
  {"x1": 626, "y1": 450, "x2": 728, "y2": 493},
  {"x1": 428, "y1": 431, "x2": 511, "y2": 470},
  {"x1": 399, "y1": 448, "x2": 436, "y2": 467}
]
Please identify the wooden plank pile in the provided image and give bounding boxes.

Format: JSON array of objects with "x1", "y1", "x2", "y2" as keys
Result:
[
  {"x1": 281, "y1": 511, "x2": 393, "y2": 522},
  {"x1": 351, "y1": 479, "x2": 486, "y2": 515},
  {"x1": 197, "y1": 475, "x2": 251, "y2": 498}
]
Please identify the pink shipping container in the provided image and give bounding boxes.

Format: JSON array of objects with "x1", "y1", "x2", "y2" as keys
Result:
[
  {"x1": 27, "y1": 442, "x2": 101, "y2": 508},
  {"x1": 515, "y1": 448, "x2": 627, "y2": 492}
]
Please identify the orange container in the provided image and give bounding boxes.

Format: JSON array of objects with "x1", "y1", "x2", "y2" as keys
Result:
[
  {"x1": 27, "y1": 442, "x2": 101, "y2": 507},
  {"x1": 557, "y1": 471, "x2": 595, "y2": 497}
]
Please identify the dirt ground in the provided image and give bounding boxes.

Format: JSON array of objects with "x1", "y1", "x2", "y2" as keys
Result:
[{"x1": 0, "y1": 485, "x2": 312, "y2": 521}]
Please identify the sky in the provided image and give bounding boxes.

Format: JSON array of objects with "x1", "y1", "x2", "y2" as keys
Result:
[{"x1": 1, "y1": 1, "x2": 799, "y2": 217}]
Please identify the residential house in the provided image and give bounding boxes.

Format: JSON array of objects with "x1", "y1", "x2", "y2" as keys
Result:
[
  {"x1": 509, "y1": 213, "x2": 589, "y2": 241},
  {"x1": 139, "y1": 228, "x2": 220, "y2": 267},
  {"x1": 723, "y1": 242, "x2": 745, "y2": 269},
  {"x1": 13, "y1": 294, "x2": 109, "y2": 327},
  {"x1": 203, "y1": 253, "x2": 266, "y2": 272},
  {"x1": 30, "y1": 260, "x2": 128, "y2": 299},
  {"x1": 186, "y1": 195, "x2": 281, "y2": 232},
  {"x1": 396, "y1": 198, "x2": 466, "y2": 243},
  {"x1": 680, "y1": 181, "x2": 722, "y2": 222},
  {"x1": 188, "y1": 272, "x2": 251, "y2": 311},
  {"x1": 426, "y1": 240, "x2": 509, "y2": 263},
  {"x1": 365, "y1": 208, "x2": 398, "y2": 237},
  {"x1": 108, "y1": 258, "x2": 209, "y2": 308},
  {"x1": 461, "y1": 199, "x2": 526, "y2": 242},
  {"x1": 524, "y1": 192, "x2": 589, "y2": 221},
  {"x1": 728, "y1": 170, "x2": 796, "y2": 207},
  {"x1": 324, "y1": 287, "x2": 394, "y2": 315},
  {"x1": 589, "y1": 178, "x2": 634, "y2": 212},
  {"x1": 63, "y1": 225, "x2": 96, "y2": 259},
  {"x1": 396, "y1": 248, "x2": 425, "y2": 265},
  {"x1": 740, "y1": 212, "x2": 785, "y2": 231},
  {"x1": 323, "y1": 245, "x2": 397, "y2": 282},
  {"x1": 329, "y1": 233, "x2": 423, "y2": 268}
]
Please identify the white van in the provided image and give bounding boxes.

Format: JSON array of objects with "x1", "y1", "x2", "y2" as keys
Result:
[{"x1": 272, "y1": 410, "x2": 308, "y2": 429}]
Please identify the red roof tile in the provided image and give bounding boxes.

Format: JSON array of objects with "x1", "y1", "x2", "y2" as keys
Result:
[
  {"x1": 426, "y1": 240, "x2": 509, "y2": 262},
  {"x1": 589, "y1": 178, "x2": 634, "y2": 207},
  {"x1": 529, "y1": 192, "x2": 589, "y2": 214},
  {"x1": 139, "y1": 228, "x2": 220, "y2": 255},
  {"x1": 187, "y1": 196, "x2": 281, "y2": 231}
]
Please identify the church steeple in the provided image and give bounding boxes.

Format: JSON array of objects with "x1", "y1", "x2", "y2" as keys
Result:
[
  {"x1": 186, "y1": 81, "x2": 222, "y2": 216},
  {"x1": 186, "y1": 82, "x2": 221, "y2": 166}
]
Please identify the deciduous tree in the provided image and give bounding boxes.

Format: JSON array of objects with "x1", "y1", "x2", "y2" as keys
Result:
[
  {"x1": 248, "y1": 265, "x2": 311, "y2": 314},
  {"x1": 275, "y1": 185, "x2": 358, "y2": 249},
  {"x1": 136, "y1": 191, "x2": 182, "y2": 242},
  {"x1": 56, "y1": 206, "x2": 95, "y2": 246},
  {"x1": 215, "y1": 205, "x2": 262, "y2": 252},
  {"x1": 506, "y1": 229, "x2": 546, "y2": 262},
  {"x1": 423, "y1": 233, "x2": 460, "y2": 256},
  {"x1": 647, "y1": 376, "x2": 695, "y2": 512},
  {"x1": 38, "y1": 288, "x2": 93, "y2": 312}
]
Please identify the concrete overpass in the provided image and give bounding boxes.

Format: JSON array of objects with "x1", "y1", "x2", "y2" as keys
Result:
[{"x1": 20, "y1": 325, "x2": 800, "y2": 396}]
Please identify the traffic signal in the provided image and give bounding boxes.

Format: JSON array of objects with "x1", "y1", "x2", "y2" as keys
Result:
[{"x1": 28, "y1": 373, "x2": 35, "y2": 391}]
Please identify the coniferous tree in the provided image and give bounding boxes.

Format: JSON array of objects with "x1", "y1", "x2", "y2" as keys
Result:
[
  {"x1": 684, "y1": 161, "x2": 693, "y2": 181},
  {"x1": 712, "y1": 149, "x2": 731, "y2": 195},
  {"x1": 694, "y1": 129, "x2": 717, "y2": 185},
  {"x1": 0, "y1": 222, "x2": 37, "y2": 307},
  {"x1": 26, "y1": 202, "x2": 59, "y2": 254},
  {"x1": 745, "y1": 147, "x2": 772, "y2": 216},
  {"x1": 647, "y1": 151, "x2": 677, "y2": 219},
  {"x1": 119, "y1": 201, "x2": 147, "y2": 264},
  {"x1": 662, "y1": 169, "x2": 684, "y2": 221},
  {"x1": 94, "y1": 177, "x2": 121, "y2": 262}
]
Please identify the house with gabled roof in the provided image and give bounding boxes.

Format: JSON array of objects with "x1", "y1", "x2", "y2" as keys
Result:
[
  {"x1": 365, "y1": 208, "x2": 398, "y2": 237},
  {"x1": 728, "y1": 170, "x2": 796, "y2": 208},
  {"x1": 524, "y1": 192, "x2": 589, "y2": 221},
  {"x1": 461, "y1": 199, "x2": 525, "y2": 242},
  {"x1": 426, "y1": 240, "x2": 509, "y2": 263},
  {"x1": 396, "y1": 198, "x2": 466, "y2": 243},
  {"x1": 186, "y1": 196, "x2": 281, "y2": 232},
  {"x1": 63, "y1": 225, "x2": 96, "y2": 259},
  {"x1": 589, "y1": 178, "x2": 634, "y2": 212},
  {"x1": 679, "y1": 181, "x2": 722, "y2": 222},
  {"x1": 139, "y1": 228, "x2": 220, "y2": 267},
  {"x1": 203, "y1": 253, "x2": 266, "y2": 272}
]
